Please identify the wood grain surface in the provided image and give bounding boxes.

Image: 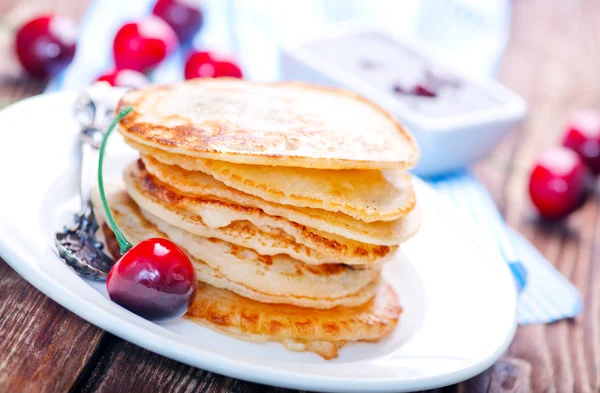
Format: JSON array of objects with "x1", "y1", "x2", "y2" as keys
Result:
[{"x1": 0, "y1": 0, "x2": 598, "y2": 392}]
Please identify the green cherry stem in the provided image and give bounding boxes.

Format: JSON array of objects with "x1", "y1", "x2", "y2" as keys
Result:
[{"x1": 98, "y1": 106, "x2": 133, "y2": 255}]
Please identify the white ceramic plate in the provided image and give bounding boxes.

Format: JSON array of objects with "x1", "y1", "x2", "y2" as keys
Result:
[{"x1": 0, "y1": 92, "x2": 517, "y2": 393}]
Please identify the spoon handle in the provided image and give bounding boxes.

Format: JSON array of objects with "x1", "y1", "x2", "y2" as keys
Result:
[{"x1": 78, "y1": 137, "x2": 99, "y2": 215}]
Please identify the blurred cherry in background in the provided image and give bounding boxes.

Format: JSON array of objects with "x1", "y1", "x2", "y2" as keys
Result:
[
  {"x1": 184, "y1": 50, "x2": 242, "y2": 79},
  {"x1": 14, "y1": 14, "x2": 77, "y2": 79},
  {"x1": 152, "y1": 0, "x2": 203, "y2": 44},
  {"x1": 97, "y1": 69, "x2": 149, "y2": 88},
  {"x1": 563, "y1": 110, "x2": 600, "y2": 175},
  {"x1": 529, "y1": 147, "x2": 591, "y2": 220},
  {"x1": 113, "y1": 17, "x2": 178, "y2": 73}
]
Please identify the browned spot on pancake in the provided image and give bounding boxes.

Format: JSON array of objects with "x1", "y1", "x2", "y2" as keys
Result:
[
  {"x1": 207, "y1": 308, "x2": 230, "y2": 326},
  {"x1": 241, "y1": 310, "x2": 259, "y2": 326},
  {"x1": 141, "y1": 172, "x2": 183, "y2": 204},
  {"x1": 304, "y1": 263, "x2": 348, "y2": 276},
  {"x1": 323, "y1": 322, "x2": 340, "y2": 335},
  {"x1": 371, "y1": 246, "x2": 390, "y2": 258},
  {"x1": 227, "y1": 244, "x2": 242, "y2": 259},
  {"x1": 294, "y1": 320, "x2": 315, "y2": 335},
  {"x1": 293, "y1": 222, "x2": 344, "y2": 254},
  {"x1": 353, "y1": 247, "x2": 369, "y2": 257},
  {"x1": 293, "y1": 220, "x2": 392, "y2": 260},
  {"x1": 256, "y1": 254, "x2": 273, "y2": 265},
  {"x1": 288, "y1": 194, "x2": 320, "y2": 204},
  {"x1": 269, "y1": 320, "x2": 284, "y2": 334},
  {"x1": 268, "y1": 189, "x2": 285, "y2": 197},
  {"x1": 239, "y1": 224, "x2": 257, "y2": 236}
]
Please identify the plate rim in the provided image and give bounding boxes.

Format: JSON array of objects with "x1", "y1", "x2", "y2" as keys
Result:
[{"x1": 0, "y1": 91, "x2": 517, "y2": 393}]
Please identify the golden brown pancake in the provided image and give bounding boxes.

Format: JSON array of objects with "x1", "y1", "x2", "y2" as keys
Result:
[
  {"x1": 117, "y1": 79, "x2": 419, "y2": 170},
  {"x1": 126, "y1": 157, "x2": 421, "y2": 247},
  {"x1": 92, "y1": 188, "x2": 381, "y2": 309},
  {"x1": 140, "y1": 153, "x2": 420, "y2": 244},
  {"x1": 135, "y1": 147, "x2": 416, "y2": 223},
  {"x1": 124, "y1": 161, "x2": 406, "y2": 266},
  {"x1": 186, "y1": 281, "x2": 401, "y2": 360}
]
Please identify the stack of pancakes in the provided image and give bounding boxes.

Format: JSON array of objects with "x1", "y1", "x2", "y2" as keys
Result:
[{"x1": 96, "y1": 79, "x2": 421, "y2": 359}]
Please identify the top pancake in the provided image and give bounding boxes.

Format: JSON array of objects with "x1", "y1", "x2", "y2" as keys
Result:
[{"x1": 117, "y1": 79, "x2": 419, "y2": 170}]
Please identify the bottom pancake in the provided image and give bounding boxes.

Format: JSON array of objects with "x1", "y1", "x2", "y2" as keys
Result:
[{"x1": 186, "y1": 280, "x2": 401, "y2": 360}]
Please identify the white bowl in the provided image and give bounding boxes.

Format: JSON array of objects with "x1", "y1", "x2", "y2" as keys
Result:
[{"x1": 280, "y1": 25, "x2": 526, "y2": 177}]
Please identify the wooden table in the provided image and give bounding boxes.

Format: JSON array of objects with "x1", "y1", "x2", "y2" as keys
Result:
[{"x1": 1, "y1": 0, "x2": 597, "y2": 392}]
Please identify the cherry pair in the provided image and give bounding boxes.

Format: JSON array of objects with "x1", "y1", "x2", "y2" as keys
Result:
[
  {"x1": 529, "y1": 110, "x2": 600, "y2": 219},
  {"x1": 99, "y1": 48, "x2": 242, "y2": 89},
  {"x1": 103, "y1": 0, "x2": 240, "y2": 87},
  {"x1": 102, "y1": 0, "x2": 205, "y2": 83},
  {"x1": 100, "y1": 11, "x2": 241, "y2": 87}
]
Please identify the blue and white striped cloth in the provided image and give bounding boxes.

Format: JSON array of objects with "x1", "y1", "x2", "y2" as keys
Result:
[
  {"x1": 430, "y1": 171, "x2": 582, "y2": 324},
  {"x1": 47, "y1": 0, "x2": 582, "y2": 324}
]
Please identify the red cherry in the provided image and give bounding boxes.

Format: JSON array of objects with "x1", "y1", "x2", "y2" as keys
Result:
[
  {"x1": 413, "y1": 84, "x2": 437, "y2": 97},
  {"x1": 107, "y1": 238, "x2": 197, "y2": 320},
  {"x1": 152, "y1": 0, "x2": 204, "y2": 44},
  {"x1": 96, "y1": 69, "x2": 150, "y2": 88},
  {"x1": 393, "y1": 82, "x2": 437, "y2": 98},
  {"x1": 563, "y1": 110, "x2": 600, "y2": 175},
  {"x1": 113, "y1": 17, "x2": 178, "y2": 73},
  {"x1": 14, "y1": 14, "x2": 77, "y2": 79},
  {"x1": 184, "y1": 50, "x2": 243, "y2": 79},
  {"x1": 529, "y1": 147, "x2": 591, "y2": 220}
]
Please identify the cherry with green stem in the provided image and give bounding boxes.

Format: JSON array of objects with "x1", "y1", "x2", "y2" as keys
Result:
[{"x1": 98, "y1": 106, "x2": 197, "y2": 321}]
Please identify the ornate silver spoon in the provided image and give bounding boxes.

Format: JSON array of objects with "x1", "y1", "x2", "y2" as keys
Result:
[{"x1": 55, "y1": 83, "x2": 116, "y2": 281}]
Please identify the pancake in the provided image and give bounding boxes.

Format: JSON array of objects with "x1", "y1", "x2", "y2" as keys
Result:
[
  {"x1": 100, "y1": 217, "x2": 401, "y2": 360},
  {"x1": 135, "y1": 147, "x2": 415, "y2": 223},
  {"x1": 143, "y1": 211, "x2": 381, "y2": 309},
  {"x1": 92, "y1": 188, "x2": 381, "y2": 309},
  {"x1": 117, "y1": 79, "x2": 419, "y2": 170},
  {"x1": 186, "y1": 281, "x2": 401, "y2": 360},
  {"x1": 101, "y1": 218, "x2": 399, "y2": 360},
  {"x1": 141, "y1": 154, "x2": 419, "y2": 242},
  {"x1": 128, "y1": 159, "x2": 421, "y2": 248},
  {"x1": 123, "y1": 181, "x2": 338, "y2": 265},
  {"x1": 124, "y1": 162, "x2": 405, "y2": 266}
]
